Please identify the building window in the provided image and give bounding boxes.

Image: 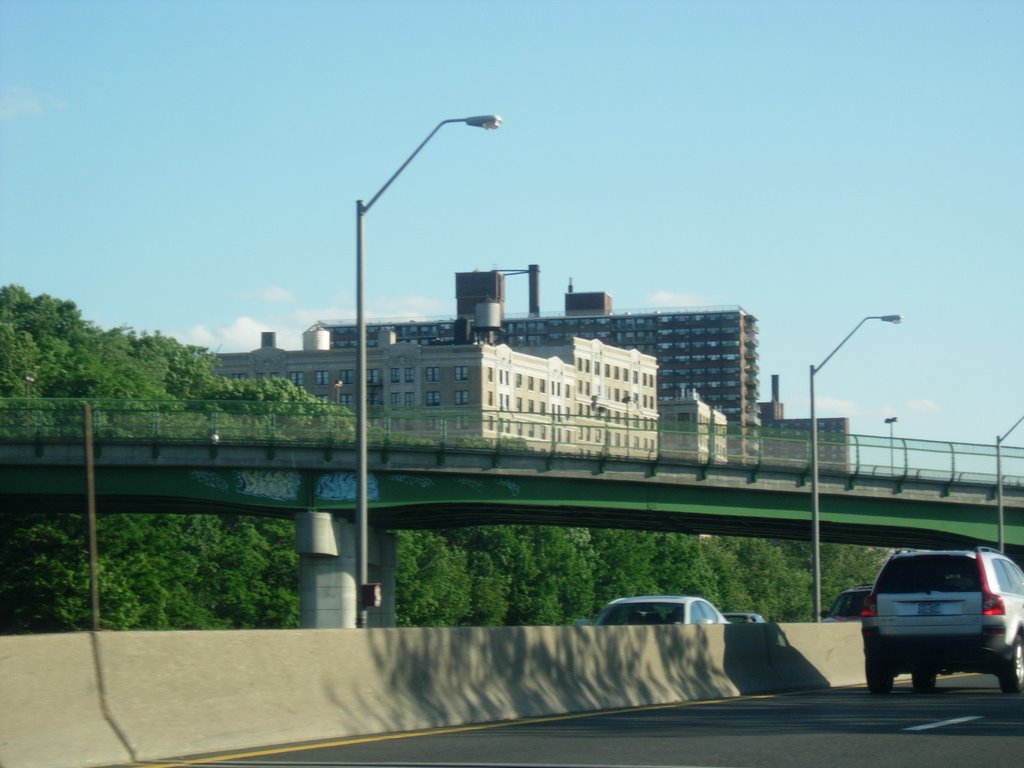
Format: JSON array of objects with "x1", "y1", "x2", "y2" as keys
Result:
[
  {"x1": 426, "y1": 391, "x2": 441, "y2": 406},
  {"x1": 405, "y1": 367, "x2": 415, "y2": 382},
  {"x1": 455, "y1": 390, "x2": 469, "y2": 405},
  {"x1": 339, "y1": 369, "x2": 353, "y2": 385},
  {"x1": 454, "y1": 366, "x2": 469, "y2": 381},
  {"x1": 315, "y1": 370, "x2": 330, "y2": 386},
  {"x1": 288, "y1": 371, "x2": 304, "y2": 386},
  {"x1": 340, "y1": 394, "x2": 353, "y2": 406},
  {"x1": 367, "y1": 369, "x2": 380, "y2": 384},
  {"x1": 390, "y1": 393, "x2": 401, "y2": 406},
  {"x1": 404, "y1": 392, "x2": 415, "y2": 406},
  {"x1": 425, "y1": 367, "x2": 440, "y2": 383},
  {"x1": 390, "y1": 368, "x2": 401, "y2": 383}
]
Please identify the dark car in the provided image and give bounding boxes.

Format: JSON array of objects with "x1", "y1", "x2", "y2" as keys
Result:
[
  {"x1": 822, "y1": 585, "x2": 871, "y2": 622},
  {"x1": 723, "y1": 612, "x2": 766, "y2": 624}
]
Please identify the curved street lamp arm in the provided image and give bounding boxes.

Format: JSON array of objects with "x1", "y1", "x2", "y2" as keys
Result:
[
  {"x1": 362, "y1": 119, "x2": 461, "y2": 213},
  {"x1": 812, "y1": 314, "x2": 902, "y2": 375},
  {"x1": 361, "y1": 115, "x2": 500, "y2": 214},
  {"x1": 998, "y1": 413, "x2": 1024, "y2": 446}
]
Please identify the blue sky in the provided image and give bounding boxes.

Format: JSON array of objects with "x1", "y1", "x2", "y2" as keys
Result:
[{"x1": 1, "y1": 0, "x2": 1021, "y2": 449}]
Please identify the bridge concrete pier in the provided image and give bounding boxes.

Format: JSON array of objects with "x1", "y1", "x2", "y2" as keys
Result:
[{"x1": 294, "y1": 511, "x2": 396, "y2": 628}]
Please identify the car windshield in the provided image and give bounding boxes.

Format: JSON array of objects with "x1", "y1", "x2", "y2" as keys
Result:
[
  {"x1": 876, "y1": 555, "x2": 980, "y2": 594},
  {"x1": 594, "y1": 602, "x2": 687, "y2": 625}
]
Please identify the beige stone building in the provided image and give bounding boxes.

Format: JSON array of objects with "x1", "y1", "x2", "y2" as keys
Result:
[
  {"x1": 215, "y1": 328, "x2": 661, "y2": 457},
  {"x1": 658, "y1": 385, "x2": 729, "y2": 464}
]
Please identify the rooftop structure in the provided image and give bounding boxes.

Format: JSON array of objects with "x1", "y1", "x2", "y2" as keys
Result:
[{"x1": 319, "y1": 266, "x2": 760, "y2": 428}]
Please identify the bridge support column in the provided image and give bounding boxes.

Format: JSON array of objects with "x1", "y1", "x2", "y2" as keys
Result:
[{"x1": 294, "y1": 511, "x2": 396, "y2": 628}]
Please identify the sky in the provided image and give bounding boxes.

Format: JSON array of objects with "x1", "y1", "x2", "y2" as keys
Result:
[{"x1": 1, "y1": 0, "x2": 1022, "y2": 450}]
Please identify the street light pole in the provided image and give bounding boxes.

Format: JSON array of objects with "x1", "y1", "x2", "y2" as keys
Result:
[
  {"x1": 996, "y1": 414, "x2": 1024, "y2": 552},
  {"x1": 885, "y1": 416, "x2": 898, "y2": 475},
  {"x1": 810, "y1": 314, "x2": 901, "y2": 621},
  {"x1": 354, "y1": 114, "x2": 501, "y2": 628}
]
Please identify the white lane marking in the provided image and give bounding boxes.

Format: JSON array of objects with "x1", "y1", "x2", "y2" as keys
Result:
[{"x1": 903, "y1": 715, "x2": 983, "y2": 731}]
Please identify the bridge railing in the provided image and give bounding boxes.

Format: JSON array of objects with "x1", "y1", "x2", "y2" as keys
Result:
[{"x1": 1, "y1": 399, "x2": 1022, "y2": 487}]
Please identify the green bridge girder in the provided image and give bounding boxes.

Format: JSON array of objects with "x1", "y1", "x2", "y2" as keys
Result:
[{"x1": 2, "y1": 438, "x2": 1023, "y2": 559}]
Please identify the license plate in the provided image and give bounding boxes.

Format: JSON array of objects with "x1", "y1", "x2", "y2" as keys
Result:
[{"x1": 917, "y1": 601, "x2": 941, "y2": 616}]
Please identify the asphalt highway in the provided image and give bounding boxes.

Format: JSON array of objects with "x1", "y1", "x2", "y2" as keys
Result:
[{"x1": 138, "y1": 675, "x2": 1022, "y2": 768}]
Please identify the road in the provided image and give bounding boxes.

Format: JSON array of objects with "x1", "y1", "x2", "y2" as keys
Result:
[{"x1": 141, "y1": 676, "x2": 1021, "y2": 768}]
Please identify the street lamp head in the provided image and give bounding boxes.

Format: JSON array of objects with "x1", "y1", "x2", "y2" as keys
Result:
[
  {"x1": 880, "y1": 314, "x2": 903, "y2": 324},
  {"x1": 464, "y1": 114, "x2": 502, "y2": 130},
  {"x1": 885, "y1": 416, "x2": 898, "y2": 424}
]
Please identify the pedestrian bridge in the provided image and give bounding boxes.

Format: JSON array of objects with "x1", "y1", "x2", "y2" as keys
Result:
[{"x1": 2, "y1": 399, "x2": 1022, "y2": 557}]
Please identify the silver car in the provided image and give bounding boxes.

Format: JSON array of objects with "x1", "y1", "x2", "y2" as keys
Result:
[{"x1": 582, "y1": 595, "x2": 729, "y2": 626}]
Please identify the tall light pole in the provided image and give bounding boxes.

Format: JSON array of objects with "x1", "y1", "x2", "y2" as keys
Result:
[
  {"x1": 996, "y1": 414, "x2": 1024, "y2": 552},
  {"x1": 810, "y1": 314, "x2": 902, "y2": 621},
  {"x1": 355, "y1": 114, "x2": 501, "y2": 628},
  {"x1": 884, "y1": 416, "x2": 898, "y2": 475}
]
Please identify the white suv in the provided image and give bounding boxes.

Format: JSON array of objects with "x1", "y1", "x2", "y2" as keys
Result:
[{"x1": 861, "y1": 547, "x2": 1024, "y2": 693}]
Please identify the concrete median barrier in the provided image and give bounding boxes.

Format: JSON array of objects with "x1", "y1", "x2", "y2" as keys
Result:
[
  {"x1": 1, "y1": 622, "x2": 866, "y2": 768},
  {"x1": 769, "y1": 622, "x2": 864, "y2": 688},
  {"x1": 0, "y1": 633, "x2": 131, "y2": 768}
]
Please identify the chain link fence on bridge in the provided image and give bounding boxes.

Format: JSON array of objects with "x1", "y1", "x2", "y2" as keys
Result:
[{"x1": 1, "y1": 398, "x2": 1022, "y2": 487}]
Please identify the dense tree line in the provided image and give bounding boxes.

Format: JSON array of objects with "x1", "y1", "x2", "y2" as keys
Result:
[{"x1": 0, "y1": 285, "x2": 888, "y2": 633}]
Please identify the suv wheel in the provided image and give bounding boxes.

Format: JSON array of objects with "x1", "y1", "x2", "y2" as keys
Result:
[
  {"x1": 998, "y1": 636, "x2": 1024, "y2": 694},
  {"x1": 912, "y1": 668, "x2": 937, "y2": 691},
  {"x1": 866, "y1": 658, "x2": 893, "y2": 694}
]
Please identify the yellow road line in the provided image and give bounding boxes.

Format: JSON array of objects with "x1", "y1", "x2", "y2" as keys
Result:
[{"x1": 130, "y1": 689, "x2": 837, "y2": 768}]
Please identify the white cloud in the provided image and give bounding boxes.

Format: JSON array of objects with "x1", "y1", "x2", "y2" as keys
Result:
[
  {"x1": 261, "y1": 285, "x2": 295, "y2": 303},
  {"x1": 907, "y1": 399, "x2": 941, "y2": 414},
  {"x1": 176, "y1": 293, "x2": 450, "y2": 354},
  {"x1": 370, "y1": 295, "x2": 449, "y2": 318},
  {"x1": 0, "y1": 87, "x2": 63, "y2": 120},
  {"x1": 646, "y1": 290, "x2": 717, "y2": 308},
  {"x1": 175, "y1": 316, "x2": 272, "y2": 353}
]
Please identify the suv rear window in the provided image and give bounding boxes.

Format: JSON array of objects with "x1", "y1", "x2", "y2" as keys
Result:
[
  {"x1": 875, "y1": 555, "x2": 980, "y2": 593},
  {"x1": 829, "y1": 589, "x2": 867, "y2": 617}
]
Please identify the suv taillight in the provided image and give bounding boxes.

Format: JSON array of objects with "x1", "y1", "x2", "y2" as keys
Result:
[
  {"x1": 861, "y1": 592, "x2": 878, "y2": 618},
  {"x1": 977, "y1": 555, "x2": 1005, "y2": 615},
  {"x1": 983, "y1": 593, "x2": 1005, "y2": 615}
]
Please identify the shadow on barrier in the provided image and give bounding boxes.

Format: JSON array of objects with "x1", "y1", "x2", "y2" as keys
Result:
[
  {"x1": 722, "y1": 623, "x2": 831, "y2": 694},
  {"x1": 348, "y1": 621, "x2": 834, "y2": 733}
]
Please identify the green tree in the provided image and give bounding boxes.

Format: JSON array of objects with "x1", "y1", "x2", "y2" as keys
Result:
[
  {"x1": 588, "y1": 528, "x2": 660, "y2": 606},
  {"x1": 0, "y1": 285, "x2": 219, "y2": 400},
  {"x1": 0, "y1": 513, "x2": 91, "y2": 632},
  {"x1": 394, "y1": 530, "x2": 471, "y2": 627}
]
